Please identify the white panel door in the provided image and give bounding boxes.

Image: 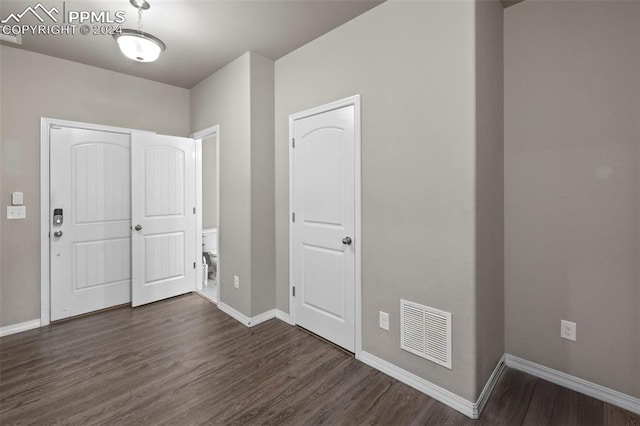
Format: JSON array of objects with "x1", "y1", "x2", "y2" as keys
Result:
[
  {"x1": 50, "y1": 127, "x2": 131, "y2": 321},
  {"x1": 131, "y1": 133, "x2": 196, "y2": 306},
  {"x1": 292, "y1": 105, "x2": 356, "y2": 352}
]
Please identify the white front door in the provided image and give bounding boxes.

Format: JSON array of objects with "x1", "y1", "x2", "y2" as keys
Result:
[
  {"x1": 131, "y1": 132, "x2": 197, "y2": 307},
  {"x1": 50, "y1": 127, "x2": 131, "y2": 321},
  {"x1": 292, "y1": 104, "x2": 356, "y2": 352}
]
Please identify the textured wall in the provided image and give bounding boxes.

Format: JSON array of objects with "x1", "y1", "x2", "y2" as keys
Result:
[
  {"x1": 505, "y1": 1, "x2": 640, "y2": 397},
  {"x1": 0, "y1": 46, "x2": 189, "y2": 327},
  {"x1": 191, "y1": 52, "x2": 276, "y2": 317},
  {"x1": 275, "y1": 1, "x2": 480, "y2": 401},
  {"x1": 191, "y1": 53, "x2": 253, "y2": 315}
]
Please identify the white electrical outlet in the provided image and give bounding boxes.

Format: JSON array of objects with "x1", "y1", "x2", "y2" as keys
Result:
[
  {"x1": 379, "y1": 311, "x2": 389, "y2": 331},
  {"x1": 561, "y1": 319, "x2": 576, "y2": 341},
  {"x1": 234, "y1": 275, "x2": 240, "y2": 289}
]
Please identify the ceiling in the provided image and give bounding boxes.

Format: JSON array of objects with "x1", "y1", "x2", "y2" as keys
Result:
[{"x1": 0, "y1": 0, "x2": 383, "y2": 88}]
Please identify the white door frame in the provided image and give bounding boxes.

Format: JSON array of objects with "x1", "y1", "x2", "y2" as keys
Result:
[
  {"x1": 40, "y1": 117, "x2": 154, "y2": 326},
  {"x1": 288, "y1": 95, "x2": 362, "y2": 359},
  {"x1": 191, "y1": 125, "x2": 221, "y2": 305}
]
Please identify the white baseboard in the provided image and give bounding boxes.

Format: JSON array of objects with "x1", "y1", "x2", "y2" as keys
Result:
[
  {"x1": 250, "y1": 309, "x2": 278, "y2": 327},
  {"x1": 474, "y1": 356, "x2": 506, "y2": 417},
  {"x1": 275, "y1": 310, "x2": 290, "y2": 324},
  {"x1": 360, "y1": 351, "x2": 503, "y2": 419},
  {"x1": 217, "y1": 303, "x2": 290, "y2": 328},
  {"x1": 0, "y1": 319, "x2": 41, "y2": 337},
  {"x1": 217, "y1": 302, "x2": 254, "y2": 326},
  {"x1": 505, "y1": 354, "x2": 640, "y2": 415}
]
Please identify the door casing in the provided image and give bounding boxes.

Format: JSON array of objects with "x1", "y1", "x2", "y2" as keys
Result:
[{"x1": 288, "y1": 95, "x2": 362, "y2": 359}]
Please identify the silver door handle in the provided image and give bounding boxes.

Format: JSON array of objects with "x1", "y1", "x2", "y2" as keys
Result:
[
  {"x1": 135, "y1": 225, "x2": 142, "y2": 231},
  {"x1": 342, "y1": 236, "x2": 352, "y2": 245},
  {"x1": 53, "y1": 231, "x2": 63, "y2": 238}
]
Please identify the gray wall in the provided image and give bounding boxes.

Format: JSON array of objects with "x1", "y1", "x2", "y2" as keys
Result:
[
  {"x1": 275, "y1": 1, "x2": 481, "y2": 400},
  {"x1": 249, "y1": 54, "x2": 276, "y2": 316},
  {"x1": 505, "y1": 1, "x2": 640, "y2": 398},
  {"x1": 191, "y1": 52, "x2": 276, "y2": 317},
  {"x1": 474, "y1": 0, "x2": 505, "y2": 396},
  {"x1": 0, "y1": 46, "x2": 190, "y2": 327},
  {"x1": 191, "y1": 53, "x2": 253, "y2": 316},
  {"x1": 202, "y1": 135, "x2": 218, "y2": 229}
]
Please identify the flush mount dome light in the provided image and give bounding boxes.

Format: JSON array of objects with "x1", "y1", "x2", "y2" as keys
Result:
[
  {"x1": 114, "y1": 0, "x2": 165, "y2": 63},
  {"x1": 114, "y1": 29, "x2": 165, "y2": 62}
]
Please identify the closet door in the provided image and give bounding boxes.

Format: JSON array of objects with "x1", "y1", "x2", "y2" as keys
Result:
[{"x1": 131, "y1": 132, "x2": 197, "y2": 306}]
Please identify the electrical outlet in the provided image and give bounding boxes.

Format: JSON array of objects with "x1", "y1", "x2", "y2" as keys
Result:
[
  {"x1": 234, "y1": 275, "x2": 239, "y2": 289},
  {"x1": 379, "y1": 311, "x2": 389, "y2": 331},
  {"x1": 561, "y1": 320, "x2": 576, "y2": 341}
]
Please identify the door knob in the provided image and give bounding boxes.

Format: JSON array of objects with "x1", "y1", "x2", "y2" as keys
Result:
[
  {"x1": 135, "y1": 225, "x2": 142, "y2": 231},
  {"x1": 342, "y1": 236, "x2": 352, "y2": 245},
  {"x1": 53, "y1": 231, "x2": 63, "y2": 238}
]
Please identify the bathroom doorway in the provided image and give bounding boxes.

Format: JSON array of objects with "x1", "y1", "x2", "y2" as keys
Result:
[{"x1": 193, "y1": 125, "x2": 220, "y2": 304}]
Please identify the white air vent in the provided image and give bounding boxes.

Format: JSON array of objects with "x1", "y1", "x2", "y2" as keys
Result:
[{"x1": 400, "y1": 299, "x2": 452, "y2": 369}]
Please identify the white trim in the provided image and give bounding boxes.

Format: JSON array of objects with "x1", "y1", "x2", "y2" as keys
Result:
[
  {"x1": 0, "y1": 319, "x2": 41, "y2": 337},
  {"x1": 40, "y1": 118, "x2": 154, "y2": 327},
  {"x1": 195, "y1": 289, "x2": 217, "y2": 305},
  {"x1": 251, "y1": 309, "x2": 279, "y2": 327},
  {"x1": 217, "y1": 303, "x2": 285, "y2": 328},
  {"x1": 288, "y1": 94, "x2": 362, "y2": 358},
  {"x1": 505, "y1": 354, "x2": 640, "y2": 415},
  {"x1": 275, "y1": 310, "x2": 291, "y2": 324},
  {"x1": 359, "y1": 352, "x2": 505, "y2": 419},
  {"x1": 217, "y1": 302, "x2": 252, "y2": 325},
  {"x1": 474, "y1": 356, "x2": 507, "y2": 417},
  {"x1": 360, "y1": 351, "x2": 476, "y2": 418},
  {"x1": 40, "y1": 119, "x2": 50, "y2": 327},
  {"x1": 194, "y1": 137, "x2": 203, "y2": 292},
  {"x1": 191, "y1": 125, "x2": 221, "y2": 305}
]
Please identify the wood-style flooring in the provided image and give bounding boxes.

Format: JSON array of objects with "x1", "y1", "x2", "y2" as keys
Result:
[{"x1": 1, "y1": 294, "x2": 638, "y2": 425}]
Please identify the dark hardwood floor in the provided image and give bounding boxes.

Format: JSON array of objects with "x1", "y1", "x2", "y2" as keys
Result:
[{"x1": 1, "y1": 294, "x2": 638, "y2": 425}]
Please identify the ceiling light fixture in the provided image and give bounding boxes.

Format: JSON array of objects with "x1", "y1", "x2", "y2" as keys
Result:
[{"x1": 113, "y1": 0, "x2": 165, "y2": 63}]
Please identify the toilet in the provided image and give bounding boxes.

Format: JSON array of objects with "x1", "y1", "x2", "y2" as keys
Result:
[{"x1": 202, "y1": 228, "x2": 218, "y2": 286}]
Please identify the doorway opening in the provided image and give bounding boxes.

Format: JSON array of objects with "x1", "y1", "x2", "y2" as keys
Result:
[{"x1": 193, "y1": 125, "x2": 221, "y2": 305}]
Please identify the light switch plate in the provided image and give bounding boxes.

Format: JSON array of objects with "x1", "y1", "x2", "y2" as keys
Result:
[{"x1": 7, "y1": 206, "x2": 26, "y2": 219}]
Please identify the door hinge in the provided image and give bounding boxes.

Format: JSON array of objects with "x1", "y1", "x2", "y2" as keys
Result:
[
  {"x1": 193, "y1": 207, "x2": 196, "y2": 214},
  {"x1": 292, "y1": 212, "x2": 295, "y2": 222},
  {"x1": 292, "y1": 286, "x2": 296, "y2": 297},
  {"x1": 193, "y1": 262, "x2": 196, "y2": 269},
  {"x1": 292, "y1": 138, "x2": 295, "y2": 148}
]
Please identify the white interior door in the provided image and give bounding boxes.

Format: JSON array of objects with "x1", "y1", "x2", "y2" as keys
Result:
[
  {"x1": 50, "y1": 127, "x2": 131, "y2": 321},
  {"x1": 292, "y1": 105, "x2": 356, "y2": 352},
  {"x1": 131, "y1": 132, "x2": 197, "y2": 306}
]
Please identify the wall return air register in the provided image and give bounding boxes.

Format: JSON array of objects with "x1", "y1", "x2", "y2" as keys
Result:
[{"x1": 400, "y1": 299, "x2": 452, "y2": 369}]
